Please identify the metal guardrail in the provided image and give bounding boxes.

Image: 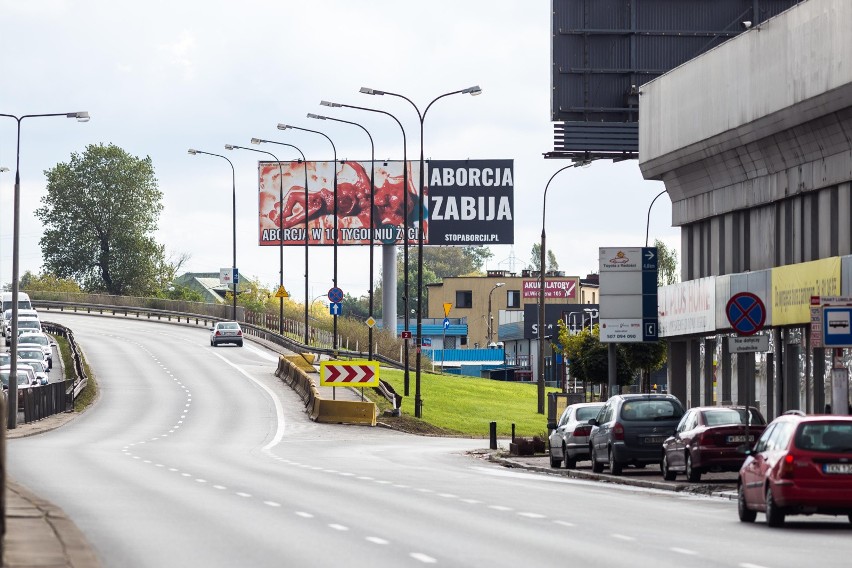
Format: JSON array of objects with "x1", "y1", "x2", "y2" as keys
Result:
[{"x1": 35, "y1": 300, "x2": 406, "y2": 409}]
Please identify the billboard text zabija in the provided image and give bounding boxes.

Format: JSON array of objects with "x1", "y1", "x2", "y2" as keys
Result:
[{"x1": 257, "y1": 158, "x2": 513, "y2": 246}]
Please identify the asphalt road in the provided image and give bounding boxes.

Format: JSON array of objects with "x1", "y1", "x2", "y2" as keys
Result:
[{"x1": 8, "y1": 313, "x2": 852, "y2": 567}]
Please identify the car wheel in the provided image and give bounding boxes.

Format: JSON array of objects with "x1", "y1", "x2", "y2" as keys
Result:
[
  {"x1": 765, "y1": 487, "x2": 785, "y2": 527},
  {"x1": 608, "y1": 448, "x2": 623, "y2": 475},
  {"x1": 549, "y1": 447, "x2": 561, "y2": 468},
  {"x1": 563, "y1": 444, "x2": 576, "y2": 469},
  {"x1": 738, "y1": 483, "x2": 756, "y2": 523},
  {"x1": 662, "y1": 453, "x2": 677, "y2": 481},
  {"x1": 591, "y1": 445, "x2": 604, "y2": 473},
  {"x1": 237, "y1": 340, "x2": 243, "y2": 347},
  {"x1": 686, "y1": 453, "x2": 701, "y2": 482}
]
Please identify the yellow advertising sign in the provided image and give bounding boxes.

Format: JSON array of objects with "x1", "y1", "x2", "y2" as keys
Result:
[
  {"x1": 771, "y1": 257, "x2": 840, "y2": 325},
  {"x1": 443, "y1": 303, "x2": 453, "y2": 317}
]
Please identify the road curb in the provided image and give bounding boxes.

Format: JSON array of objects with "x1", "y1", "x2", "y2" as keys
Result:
[{"x1": 486, "y1": 452, "x2": 738, "y2": 500}]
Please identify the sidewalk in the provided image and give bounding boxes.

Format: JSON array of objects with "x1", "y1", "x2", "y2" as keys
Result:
[{"x1": 3, "y1": 412, "x2": 100, "y2": 568}]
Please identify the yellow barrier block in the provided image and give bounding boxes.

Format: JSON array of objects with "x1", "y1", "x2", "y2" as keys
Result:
[
  {"x1": 311, "y1": 399, "x2": 376, "y2": 426},
  {"x1": 284, "y1": 354, "x2": 317, "y2": 372}
]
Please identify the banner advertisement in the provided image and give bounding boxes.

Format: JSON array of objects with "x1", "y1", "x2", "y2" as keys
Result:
[
  {"x1": 771, "y1": 257, "x2": 840, "y2": 326},
  {"x1": 426, "y1": 159, "x2": 514, "y2": 245},
  {"x1": 522, "y1": 278, "x2": 578, "y2": 299},
  {"x1": 658, "y1": 276, "x2": 717, "y2": 337},
  {"x1": 258, "y1": 160, "x2": 421, "y2": 246}
]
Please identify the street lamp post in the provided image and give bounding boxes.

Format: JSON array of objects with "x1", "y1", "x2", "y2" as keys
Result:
[
  {"x1": 645, "y1": 189, "x2": 668, "y2": 247},
  {"x1": 538, "y1": 164, "x2": 581, "y2": 414},
  {"x1": 487, "y1": 282, "x2": 505, "y2": 345},
  {"x1": 277, "y1": 123, "x2": 340, "y2": 352},
  {"x1": 225, "y1": 144, "x2": 285, "y2": 335},
  {"x1": 187, "y1": 149, "x2": 238, "y2": 321},
  {"x1": 360, "y1": 85, "x2": 481, "y2": 418},
  {"x1": 307, "y1": 112, "x2": 376, "y2": 360},
  {"x1": 251, "y1": 138, "x2": 310, "y2": 346},
  {"x1": 321, "y1": 99, "x2": 410, "y2": 393},
  {"x1": 0, "y1": 111, "x2": 89, "y2": 430}
]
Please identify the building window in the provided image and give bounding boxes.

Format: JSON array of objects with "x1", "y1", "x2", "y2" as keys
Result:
[
  {"x1": 507, "y1": 290, "x2": 520, "y2": 308},
  {"x1": 456, "y1": 290, "x2": 473, "y2": 308},
  {"x1": 460, "y1": 336, "x2": 468, "y2": 346}
]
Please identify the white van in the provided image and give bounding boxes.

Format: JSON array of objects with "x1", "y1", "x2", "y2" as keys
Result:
[{"x1": 1, "y1": 292, "x2": 33, "y2": 313}]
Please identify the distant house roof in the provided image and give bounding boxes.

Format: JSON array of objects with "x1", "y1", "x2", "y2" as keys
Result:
[{"x1": 174, "y1": 272, "x2": 244, "y2": 304}]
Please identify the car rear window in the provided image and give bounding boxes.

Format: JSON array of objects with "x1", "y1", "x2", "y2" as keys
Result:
[
  {"x1": 19, "y1": 335, "x2": 48, "y2": 346},
  {"x1": 620, "y1": 400, "x2": 683, "y2": 421},
  {"x1": 703, "y1": 409, "x2": 742, "y2": 426},
  {"x1": 795, "y1": 422, "x2": 852, "y2": 452},
  {"x1": 576, "y1": 406, "x2": 602, "y2": 422},
  {"x1": 219, "y1": 323, "x2": 239, "y2": 330}
]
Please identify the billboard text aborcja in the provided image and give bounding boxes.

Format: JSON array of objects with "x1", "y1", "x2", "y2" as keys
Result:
[{"x1": 257, "y1": 158, "x2": 514, "y2": 246}]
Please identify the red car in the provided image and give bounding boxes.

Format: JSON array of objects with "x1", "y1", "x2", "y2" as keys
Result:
[
  {"x1": 738, "y1": 414, "x2": 852, "y2": 527},
  {"x1": 662, "y1": 406, "x2": 766, "y2": 482}
]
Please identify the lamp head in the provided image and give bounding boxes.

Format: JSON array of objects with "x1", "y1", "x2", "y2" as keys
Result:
[
  {"x1": 462, "y1": 85, "x2": 482, "y2": 96},
  {"x1": 320, "y1": 100, "x2": 341, "y2": 108},
  {"x1": 250, "y1": 138, "x2": 263, "y2": 145},
  {"x1": 360, "y1": 87, "x2": 384, "y2": 96},
  {"x1": 496, "y1": 282, "x2": 505, "y2": 288},
  {"x1": 69, "y1": 111, "x2": 90, "y2": 122},
  {"x1": 187, "y1": 149, "x2": 198, "y2": 155},
  {"x1": 224, "y1": 144, "x2": 235, "y2": 151},
  {"x1": 277, "y1": 123, "x2": 292, "y2": 131},
  {"x1": 306, "y1": 113, "x2": 325, "y2": 120},
  {"x1": 741, "y1": 20, "x2": 753, "y2": 29},
  {"x1": 0, "y1": 166, "x2": 9, "y2": 172}
]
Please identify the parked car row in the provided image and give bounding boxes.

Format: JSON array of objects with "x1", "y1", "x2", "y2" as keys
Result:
[{"x1": 548, "y1": 394, "x2": 852, "y2": 527}]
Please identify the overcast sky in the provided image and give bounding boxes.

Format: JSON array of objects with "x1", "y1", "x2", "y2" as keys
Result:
[{"x1": 0, "y1": 0, "x2": 678, "y2": 301}]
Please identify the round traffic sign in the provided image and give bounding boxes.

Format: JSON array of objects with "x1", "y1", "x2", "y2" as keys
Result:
[
  {"x1": 328, "y1": 286, "x2": 344, "y2": 304},
  {"x1": 726, "y1": 292, "x2": 766, "y2": 336}
]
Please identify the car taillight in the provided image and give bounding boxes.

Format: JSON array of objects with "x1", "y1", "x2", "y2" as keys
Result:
[
  {"x1": 215, "y1": 330, "x2": 222, "y2": 336},
  {"x1": 697, "y1": 431, "x2": 713, "y2": 445},
  {"x1": 237, "y1": 330, "x2": 242, "y2": 336},
  {"x1": 779, "y1": 453, "x2": 796, "y2": 479},
  {"x1": 573, "y1": 425, "x2": 592, "y2": 437},
  {"x1": 613, "y1": 422, "x2": 625, "y2": 441}
]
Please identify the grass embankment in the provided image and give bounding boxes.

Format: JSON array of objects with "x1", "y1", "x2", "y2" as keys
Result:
[
  {"x1": 365, "y1": 368, "x2": 558, "y2": 439},
  {"x1": 54, "y1": 334, "x2": 97, "y2": 411}
]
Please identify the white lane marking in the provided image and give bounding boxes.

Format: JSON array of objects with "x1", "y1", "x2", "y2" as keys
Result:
[
  {"x1": 417, "y1": 488, "x2": 434, "y2": 493},
  {"x1": 236, "y1": 492, "x2": 251, "y2": 498},
  {"x1": 553, "y1": 520, "x2": 575, "y2": 527},
  {"x1": 489, "y1": 505, "x2": 512, "y2": 511},
  {"x1": 181, "y1": 473, "x2": 191, "y2": 477},
  {"x1": 169, "y1": 468, "x2": 178, "y2": 472},
  {"x1": 740, "y1": 564, "x2": 771, "y2": 568},
  {"x1": 328, "y1": 524, "x2": 349, "y2": 531},
  {"x1": 155, "y1": 464, "x2": 164, "y2": 468},
  {"x1": 213, "y1": 485, "x2": 227, "y2": 490},
  {"x1": 461, "y1": 499, "x2": 481, "y2": 504},
  {"x1": 264, "y1": 501, "x2": 282, "y2": 507},
  {"x1": 410, "y1": 553, "x2": 437, "y2": 564},
  {"x1": 438, "y1": 493, "x2": 457, "y2": 499},
  {"x1": 394, "y1": 484, "x2": 410, "y2": 489},
  {"x1": 374, "y1": 480, "x2": 391, "y2": 484},
  {"x1": 338, "y1": 472, "x2": 356, "y2": 477},
  {"x1": 366, "y1": 537, "x2": 389, "y2": 545},
  {"x1": 518, "y1": 512, "x2": 545, "y2": 519},
  {"x1": 671, "y1": 548, "x2": 697, "y2": 556},
  {"x1": 211, "y1": 351, "x2": 286, "y2": 452},
  {"x1": 196, "y1": 479, "x2": 207, "y2": 483},
  {"x1": 295, "y1": 511, "x2": 314, "y2": 518},
  {"x1": 611, "y1": 534, "x2": 635, "y2": 541},
  {"x1": 244, "y1": 344, "x2": 279, "y2": 361},
  {"x1": 358, "y1": 476, "x2": 374, "y2": 481}
]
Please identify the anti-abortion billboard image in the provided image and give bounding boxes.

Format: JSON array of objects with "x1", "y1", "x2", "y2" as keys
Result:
[
  {"x1": 426, "y1": 159, "x2": 514, "y2": 245},
  {"x1": 258, "y1": 160, "x2": 422, "y2": 246}
]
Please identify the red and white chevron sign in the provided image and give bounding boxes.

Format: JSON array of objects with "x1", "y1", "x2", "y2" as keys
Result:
[{"x1": 319, "y1": 360, "x2": 379, "y2": 387}]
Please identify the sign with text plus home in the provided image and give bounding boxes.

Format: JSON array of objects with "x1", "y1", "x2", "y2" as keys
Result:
[{"x1": 598, "y1": 247, "x2": 658, "y2": 343}]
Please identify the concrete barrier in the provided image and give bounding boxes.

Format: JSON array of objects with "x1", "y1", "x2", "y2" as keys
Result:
[
  {"x1": 275, "y1": 354, "x2": 376, "y2": 426},
  {"x1": 310, "y1": 398, "x2": 377, "y2": 426}
]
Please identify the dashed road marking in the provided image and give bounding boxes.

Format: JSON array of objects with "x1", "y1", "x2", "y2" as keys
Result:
[{"x1": 410, "y1": 553, "x2": 437, "y2": 564}]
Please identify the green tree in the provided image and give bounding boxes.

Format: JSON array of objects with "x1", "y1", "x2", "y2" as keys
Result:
[
  {"x1": 19, "y1": 271, "x2": 83, "y2": 293},
  {"x1": 556, "y1": 321, "x2": 633, "y2": 395},
  {"x1": 529, "y1": 242, "x2": 559, "y2": 272},
  {"x1": 156, "y1": 284, "x2": 204, "y2": 302},
  {"x1": 621, "y1": 340, "x2": 668, "y2": 393},
  {"x1": 655, "y1": 238, "x2": 678, "y2": 287},
  {"x1": 36, "y1": 143, "x2": 167, "y2": 296}
]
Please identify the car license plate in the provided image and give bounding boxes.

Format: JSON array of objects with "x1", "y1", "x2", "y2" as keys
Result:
[
  {"x1": 644, "y1": 436, "x2": 665, "y2": 445},
  {"x1": 824, "y1": 463, "x2": 852, "y2": 474},
  {"x1": 726, "y1": 435, "x2": 755, "y2": 443}
]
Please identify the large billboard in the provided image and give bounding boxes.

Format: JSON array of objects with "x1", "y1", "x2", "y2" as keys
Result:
[
  {"x1": 257, "y1": 158, "x2": 514, "y2": 246},
  {"x1": 549, "y1": 0, "x2": 804, "y2": 160},
  {"x1": 258, "y1": 160, "x2": 421, "y2": 246},
  {"x1": 426, "y1": 159, "x2": 514, "y2": 245}
]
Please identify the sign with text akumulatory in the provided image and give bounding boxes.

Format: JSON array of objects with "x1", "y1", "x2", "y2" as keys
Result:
[{"x1": 426, "y1": 159, "x2": 514, "y2": 245}]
